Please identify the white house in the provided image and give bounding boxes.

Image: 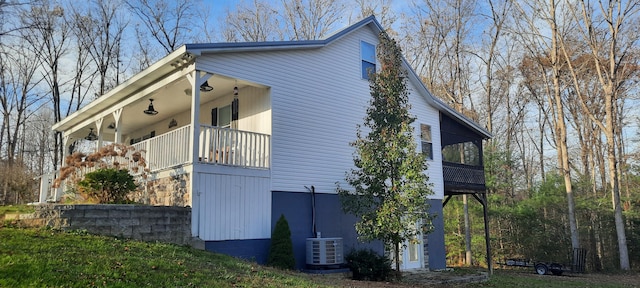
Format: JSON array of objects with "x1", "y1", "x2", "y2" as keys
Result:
[{"x1": 44, "y1": 16, "x2": 491, "y2": 270}]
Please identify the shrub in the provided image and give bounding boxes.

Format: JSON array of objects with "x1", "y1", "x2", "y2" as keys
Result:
[
  {"x1": 267, "y1": 214, "x2": 295, "y2": 270},
  {"x1": 345, "y1": 248, "x2": 392, "y2": 281},
  {"x1": 77, "y1": 168, "x2": 137, "y2": 203}
]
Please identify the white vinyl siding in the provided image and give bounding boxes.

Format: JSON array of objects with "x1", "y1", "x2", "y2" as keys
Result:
[
  {"x1": 196, "y1": 26, "x2": 444, "y2": 199},
  {"x1": 196, "y1": 171, "x2": 271, "y2": 240}
]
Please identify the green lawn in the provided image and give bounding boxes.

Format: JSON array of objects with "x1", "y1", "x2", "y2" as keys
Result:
[
  {"x1": 0, "y1": 227, "x2": 328, "y2": 288},
  {"x1": 1, "y1": 226, "x2": 637, "y2": 288}
]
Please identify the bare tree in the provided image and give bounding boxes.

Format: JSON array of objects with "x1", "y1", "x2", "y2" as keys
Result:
[
  {"x1": 280, "y1": 0, "x2": 343, "y2": 40},
  {"x1": 23, "y1": 108, "x2": 55, "y2": 175},
  {"x1": 559, "y1": 0, "x2": 640, "y2": 270},
  {"x1": 0, "y1": 0, "x2": 35, "y2": 37},
  {"x1": 19, "y1": 1, "x2": 70, "y2": 170},
  {"x1": 72, "y1": 0, "x2": 127, "y2": 96},
  {"x1": 400, "y1": 0, "x2": 477, "y2": 112},
  {"x1": 476, "y1": 0, "x2": 512, "y2": 135},
  {"x1": 2, "y1": 46, "x2": 42, "y2": 161},
  {"x1": 66, "y1": 13, "x2": 95, "y2": 114},
  {"x1": 350, "y1": 0, "x2": 397, "y2": 31},
  {"x1": 0, "y1": 42, "x2": 42, "y2": 204},
  {"x1": 125, "y1": 0, "x2": 198, "y2": 55},
  {"x1": 222, "y1": 0, "x2": 281, "y2": 42},
  {"x1": 512, "y1": 0, "x2": 581, "y2": 255}
]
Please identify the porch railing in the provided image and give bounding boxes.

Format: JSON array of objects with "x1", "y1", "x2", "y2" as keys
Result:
[
  {"x1": 199, "y1": 124, "x2": 271, "y2": 169},
  {"x1": 37, "y1": 124, "x2": 271, "y2": 202},
  {"x1": 132, "y1": 125, "x2": 190, "y2": 171}
]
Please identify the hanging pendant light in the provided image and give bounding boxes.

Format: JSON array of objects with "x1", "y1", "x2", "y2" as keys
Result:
[
  {"x1": 143, "y1": 99, "x2": 158, "y2": 115},
  {"x1": 168, "y1": 118, "x2": 177, "y2": 128},
  {"x1": 200, "y1": 80, "x2": 213, "y2": 92},
  {"x1": 85, "y1": 128, "x2": 98, "y2": 141}
]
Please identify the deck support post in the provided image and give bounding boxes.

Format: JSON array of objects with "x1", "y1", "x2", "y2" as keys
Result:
[{"x1": 472, "y1": 192, "x2": 492, "y2": 275}]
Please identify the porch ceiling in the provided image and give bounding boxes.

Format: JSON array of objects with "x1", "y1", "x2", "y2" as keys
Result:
[{"x1": 97, "y1": 76, "x2": 246, "y2": 137}]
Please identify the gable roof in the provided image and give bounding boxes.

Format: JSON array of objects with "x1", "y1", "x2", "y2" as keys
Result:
[
  {"x1": 54, "y1": 16, "x2": 490, "y2": 140},
  {"x1": 182, "y1": 16, "x2": 491, "y2": 139}
]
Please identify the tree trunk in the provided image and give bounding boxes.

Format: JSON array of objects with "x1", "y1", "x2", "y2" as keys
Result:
[
  {"x1": 395, "y1": 241, "x2": 401, "y2": 272},
  {"x1": 549, "y1": 0, "x2": 580, "y2": 252},
  {"x1": 604, "y1": 118, "x2": 629, "y2": 270},
  {"x1": 463, "y1": 194, "x2": 471, "y2": 266}
]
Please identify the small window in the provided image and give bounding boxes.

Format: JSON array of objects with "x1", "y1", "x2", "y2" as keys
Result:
[
  {"x1": 361, "y1": 41, "x2": 376, "y2": 79},
  {"x1": 218, "y1": 105, "x2": 231, "y2": 128},
  {"x1": 421, "y1": 124, "x2": 433, "y2": 160}
]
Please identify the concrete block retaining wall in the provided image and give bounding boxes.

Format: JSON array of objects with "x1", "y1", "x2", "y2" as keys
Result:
[{"x1": 19, "y1": 204, "x2": 193, "y2": 246}]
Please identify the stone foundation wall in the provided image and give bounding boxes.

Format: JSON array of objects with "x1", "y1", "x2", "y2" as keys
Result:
[
  {"x1": 19, "y1": 204, "x2": 192, "y2": 246},
  {"x1": 133, "y1": 173, "x2": 190, "y2": 206}
]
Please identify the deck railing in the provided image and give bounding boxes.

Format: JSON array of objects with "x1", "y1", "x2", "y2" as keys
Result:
[
  {"x1": 199, "y1": 125, "x2": 271, "y2": 169},
  {"x1": 442, "y1": 161, "x2": 486, "y2": 192}
]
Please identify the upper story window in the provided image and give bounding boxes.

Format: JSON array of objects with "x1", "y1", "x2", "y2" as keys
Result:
[
  {"x1": 421, "y1": 124, "x2": 433, "y2": 160},
  {"x1": 361, "y1": 41, "x2": 376, "y2": 79}
]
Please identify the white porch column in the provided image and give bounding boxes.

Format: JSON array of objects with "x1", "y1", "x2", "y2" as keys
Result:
[
  {"x1": 62, "y1": 134, "x2": 70, "y2": 162},
  {"x1": 38, "y1": 174, "x2": 51, "y2": 203},
  {"x1": 186, "y1": 70, "x2": 211, "y2": 164},
  {"x1": 187, "y1": 70, "x2": 211, "y2": 240},
  {"x1": 95, "y1": 118, "x2": 104, "y2": 150},
  {"x1": 54, "y1": 133, "x2": 71, "y2": 202},
  {"x1": 112, "y1": 108, "x2": 123, "y2": 143}
]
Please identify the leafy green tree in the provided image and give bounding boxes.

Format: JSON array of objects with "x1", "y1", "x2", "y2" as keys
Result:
[
  {"x1": 338, "y1": 32, "x2": 434, "y2": 272},
  {"x1": 267, "y1": 214, "x2": 295, "y2": 270}
]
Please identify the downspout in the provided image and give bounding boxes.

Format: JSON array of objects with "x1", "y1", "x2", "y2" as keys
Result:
[{"x1": 305, "y1": 185, "x2": 318, "y2": 238}]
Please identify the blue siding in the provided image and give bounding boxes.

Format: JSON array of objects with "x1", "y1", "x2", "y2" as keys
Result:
[
  {"x1": 272, "y1": 191, "x2": 384, "y2": 270},
  {"x1": 207, "y1": 193, "x2": 445, "y2": 270},
  {"x1": 205, "y1": 239, "x2": 271, "y2": 264},
  {"x1": 427, "y1": 199, "x2": 446, "y2": 269}
]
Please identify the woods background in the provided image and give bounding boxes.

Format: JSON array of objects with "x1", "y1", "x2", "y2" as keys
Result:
[{"x1": 1, "y1": 0, "x2": 638, "y2": 271}]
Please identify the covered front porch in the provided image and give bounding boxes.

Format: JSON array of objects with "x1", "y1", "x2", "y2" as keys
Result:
[
  {"x1": 41, "y1": 51, "x2": 272, "y2": 203},
  {"x1": 57, "y1": 74, "x2": 271, "y2": 169}
]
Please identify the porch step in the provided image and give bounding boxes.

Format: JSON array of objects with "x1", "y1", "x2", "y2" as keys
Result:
[{"x1": 190, "y1": 237, "x2": 206, "y2": 250}]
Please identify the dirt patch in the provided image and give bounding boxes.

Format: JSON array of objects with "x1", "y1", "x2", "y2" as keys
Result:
[{"x1": 306, "y1": 269, "x2": 488, "y2": 287}]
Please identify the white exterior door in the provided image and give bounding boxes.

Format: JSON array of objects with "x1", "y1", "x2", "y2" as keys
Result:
[{"x1": 402, "y1": 236, "x2": 423, "y2": 270}]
